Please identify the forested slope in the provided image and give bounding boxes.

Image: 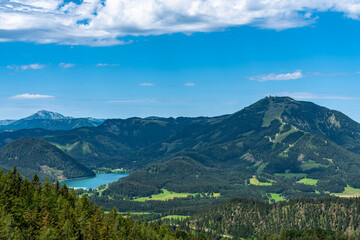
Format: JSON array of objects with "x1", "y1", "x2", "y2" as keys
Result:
[
  {"x1": 0, "y1": 138, "x2": 95, "y2": 181},
  {"x1": 107, "y1": 97, "x2": 360, "y2": 199},
  {"x1": 174, "y1": 197, "x2": 360, "y2": 239},
  {"x1": 0, "y1": 168, "x2": 207, "y2": 240}
]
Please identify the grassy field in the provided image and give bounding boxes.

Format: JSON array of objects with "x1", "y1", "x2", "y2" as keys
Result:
[
  {"x1": 298, "y1": 178, "x2": 318, "y2": 186},
  {"x1": 53, "y1": 142, "x2": 79, "y2": 152},
  {"x1": 269, "y1": 193, "x2": 286, "y2": 202},
  {"x1": 300, "y1": 160, "x2": 326, "y2": 171},
  {"x1": 262, "y1": 105, "x2": 284, "y2": 127},
  {"x1": 274, "y1": 127, "x2": 297, "y2": 143},
  {"x1": 333, "y1": 185, "x2": 360, "y2": 198},
  {"x1": 133, "y1": 189, "x2": 197, "y2": 202},
  {"x1": 249, "y1": 176, "x2": 273, "y2": 186},
  {"x1": 279, "y1": 145, "x2": 292, "y2": 158},
  {"x1": 162, "y1": 215, "x2": 190, "y2": 220}
]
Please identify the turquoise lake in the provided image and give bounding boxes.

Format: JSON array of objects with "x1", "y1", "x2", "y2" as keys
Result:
[{"x1": 61, "y1": 173, "x2": 129, "y2": 189}]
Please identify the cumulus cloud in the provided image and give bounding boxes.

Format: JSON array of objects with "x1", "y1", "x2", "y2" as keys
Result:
[
  {"x1": 1, "y1": 1, "x2": 360, "y2": 46},
  {"x1": 10, "y1": 93, "x2": 55, "y2": 99},
  {"x1": 276, "y1": 92, "x2": 357, "y2": 100},
  {"x1": 138, "y1": 82, "x2": 155, "y2": 87},
  {"x1": 6, "y1": 64, "x2": 46, "y2": 70},
  {"x1": 184, "y1": 82, "x2": 195, "y2": 87},
  {"x1": 96, "y1": 63, "x2": 120, "y2": 67},
  {"x1": 59, "y1": 63, "x2": 76, "y2": 68},
  {"x1": 250, "y1": 70, "x2": 303, "y2": 82}
]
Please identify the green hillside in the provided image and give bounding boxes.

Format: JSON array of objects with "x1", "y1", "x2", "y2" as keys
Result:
[
  {"x1": 0, "y1": 138, "x2": 95, "y2": 181},
  {"x1": 103, "y1": 157, "x2": 227, "y2": 199},
  {"x1": 0, "y1": 117, "x2": 216, "y2": 168},
  {"x1": 106, "y1": 97, "x2": 360, "y2": 200}
]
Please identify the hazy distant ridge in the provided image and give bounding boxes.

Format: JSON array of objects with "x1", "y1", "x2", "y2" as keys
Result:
[{"x1": 0, "y1": 110, "x2": 105, "y2": 131}]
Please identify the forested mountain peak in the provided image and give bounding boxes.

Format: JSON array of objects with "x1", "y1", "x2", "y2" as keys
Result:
[
  {"x1": 110, "y1": 97, "x2": 360, "y2": 200},
  {"x1": 0, "y1": 137, "x2": 95, "y2": 181}
]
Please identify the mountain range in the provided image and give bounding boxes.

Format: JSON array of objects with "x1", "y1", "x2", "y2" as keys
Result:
[
  {"x1": 105, "y1": 96, "x2": 360, "y2": 199},
  {"x1": 0, "y1": 110, "x2": 105, "y2": 131},
  {"x1": 1, "y1": 96, "x2": 360, "y2": 200}
]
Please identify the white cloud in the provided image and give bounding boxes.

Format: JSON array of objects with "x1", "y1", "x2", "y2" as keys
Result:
[
  {"x1": 184, "y1": 82, "x2": 195, "y2": 87},
  {"x1": 6, "y1": 64, "x2": 46, "y2": 70},
  {"x1": 59, "y1": 63, "x2": 76, "y2": 68},
  {"x1": 1, "y1": 1, "x2": 360, "y2": 46},
  {"x1": 250, "y1": 70, "x2": 303, "y2": 82},
  {"x1": 138, "y1": 82, "x2": 155, "y2": 87},
  {"x1": 96, "y1": 63, "x2": 120, "y2": 67},
  {"x1": 276, "y1": 92, "x2": 357, "y2": 100},
  {"x1": 10, "y1": 93, "x2": 55, "y2": 100}
]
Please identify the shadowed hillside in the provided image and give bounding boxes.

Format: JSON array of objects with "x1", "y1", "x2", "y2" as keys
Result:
[{"x1": 0, "y1": 137, "x2": 95, "y2": 181}]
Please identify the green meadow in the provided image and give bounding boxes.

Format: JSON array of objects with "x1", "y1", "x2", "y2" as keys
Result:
[
  {"x1": 333, "y1": 185, "x2": 360, "y2": 198},
  {"x1": 249, "y1": 176, "x2": 273, "y2": 186},
  {"x1": 162, "y1": 215, "x2": 190, "y2": 220},
  {"x1": 298, "y1": 178, "x2": 318, "y2": 186},
  {"x1": 269, "y1": 193, "x2": 286, "y2": 202},
  {"x1": 133, "y1": 189, "x2": 197, "y2": 202}
]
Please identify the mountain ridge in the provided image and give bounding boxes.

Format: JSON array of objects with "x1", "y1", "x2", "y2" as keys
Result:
[
  {"x1": 1, "y1": 96, "x2": 360, "y2": 201},
  {"x1": 0, "y1": 110, "x2": 105, "y2": 131},
  {"x1": 106, "y1": 96, "x2": 360, "y2": 199},
  {"x1": 0, "y1": 137, "x2": 95, "y2": 181},
  {"x1": 23, "y1": 110, "x2": 69, "y2": 120}
]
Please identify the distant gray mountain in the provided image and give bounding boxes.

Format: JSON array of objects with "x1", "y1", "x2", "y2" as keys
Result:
[
  {"x1": 0, "y1": 110, "x2": 105, "y2": 131},
  {"x1": 23, "y1": 110, "x2": 71, "y2": 120}
]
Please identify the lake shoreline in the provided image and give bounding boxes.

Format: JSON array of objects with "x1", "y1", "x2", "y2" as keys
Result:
[
  {"x1": 58, "y1": 175, "x2": 95, "y2": 183},
  {"x1": 60, "y1": 173, "x2": 129, "y2": 189}
]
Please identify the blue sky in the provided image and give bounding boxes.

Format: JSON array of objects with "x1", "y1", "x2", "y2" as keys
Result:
[{"x1": 1, "y1": 1, "x2": 360, "y2": 121}]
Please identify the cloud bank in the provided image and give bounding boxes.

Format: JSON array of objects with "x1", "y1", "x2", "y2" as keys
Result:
[
  {"x1": 6, "y1": 64, "x2": 46, "y2": 70},
  {"x1": 250, "y1": 70, "x2": 303, "y2": 82},
  {"x1": 2, "y1": 1, "x2": 360, "y2": 46},
  {"x1": 10, "y1": 93, "x2": 55, "y2": 99},
  {"x1": 138, "y1": 82, "x2": 155, "y2": 87},
  {"x1": 96, "y1": 63, "x2": 120, "y2": 67},
  {"x1": 59, "y1": 63, "x2": 76, "y2": 68}
]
